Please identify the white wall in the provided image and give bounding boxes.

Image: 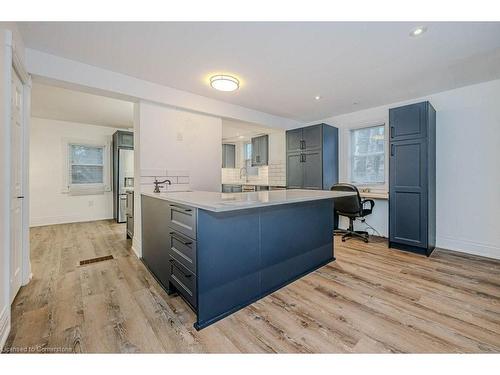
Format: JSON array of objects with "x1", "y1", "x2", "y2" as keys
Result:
[
  {"x1": 133, "y1": 101, "x2": 222, "y2": 256},
  {"x1": 323, "y1": 79, "x2": 500, "y2": 259},
  {"x1": 29, "y1": 117, "x2": 121, "y2": 227}
]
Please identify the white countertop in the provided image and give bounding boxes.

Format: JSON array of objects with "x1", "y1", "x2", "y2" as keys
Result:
[{"x1": 142, "y1": 189, "x2": 356, "y2": 212}]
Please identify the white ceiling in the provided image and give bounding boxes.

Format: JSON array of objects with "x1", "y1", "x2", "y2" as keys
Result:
[
  {"x1": 19, "y1": 22, "x2": 500, "y2": 122},
  {"x1": 31, "y1": 82, "x2": 134, "y2": 128}
]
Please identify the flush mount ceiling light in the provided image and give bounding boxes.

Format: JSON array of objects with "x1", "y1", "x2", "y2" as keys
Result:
[
  {"x1": 210, "y1": 74, "x2": 240, "y2": 92},
  {"x1": 409, "y1": 26, "x2": 427, "y2": 37},
  {"x1": 314, "y1": 95, "x2": 322, "y2": 100}
]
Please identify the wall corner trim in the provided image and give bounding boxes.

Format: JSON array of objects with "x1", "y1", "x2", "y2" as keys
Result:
[{"x1": 0, "y1": 305, "x2": 10, "y2": 351}]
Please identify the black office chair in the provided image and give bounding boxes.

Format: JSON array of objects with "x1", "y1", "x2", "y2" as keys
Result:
[{"x1": 331, "y1": 183, "x2": 375, "y2": 243}]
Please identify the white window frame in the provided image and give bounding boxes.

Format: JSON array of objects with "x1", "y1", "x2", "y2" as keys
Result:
[
  {"x1": 61, "y1": 137, "x2": 112, "y2": 195},
  {"x1": 346, "y1": 123, "x2": 388, "y2": 191}
]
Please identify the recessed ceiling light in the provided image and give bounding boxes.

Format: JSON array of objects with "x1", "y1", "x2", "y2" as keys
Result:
[
  {"x1": 409, "y1": 26, "x2": 427, "y2": 37},
  {"x1": 210, "y1": 74, "x2": 239, "y2": 92},
  {"x1": 315, "y1": 95, "x2": 321, "y2": 100},
  {"x1": 238, "y1": 135, "x2": 245, "y2": 139}
]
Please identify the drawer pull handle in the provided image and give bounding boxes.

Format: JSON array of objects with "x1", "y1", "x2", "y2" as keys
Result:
[
  {"x1": 169, "y1": 204, "x2": 192, "y2": 212},
  {"x1": 170, "y1": 259, "x2": 193, "y2": 278},
  {"x1": 169, "y1": 232, "x2": 193, "y2": 245}
]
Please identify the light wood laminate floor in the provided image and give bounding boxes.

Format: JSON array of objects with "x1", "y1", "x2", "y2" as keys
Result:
[{"x1": 3, "y1": 220, "x2": 500, "y2": 353}]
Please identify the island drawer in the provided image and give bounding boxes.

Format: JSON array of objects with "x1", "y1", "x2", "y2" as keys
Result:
[
  {"x1": 168, "y1": 230, "x2": 197, "y2": 274},
  {"x1": 169, "y1": 257, "x2": 197, "y2": 309},
  {"x1": 167, "y1": 201, "x2": 197, "y2": 239}
]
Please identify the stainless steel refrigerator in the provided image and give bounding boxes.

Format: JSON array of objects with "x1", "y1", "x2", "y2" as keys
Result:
[{"x1": 113, "y1": 131, "x2": 134, "y2": 223}]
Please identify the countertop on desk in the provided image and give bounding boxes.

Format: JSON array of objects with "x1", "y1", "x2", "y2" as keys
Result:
[{"x1": 359, "y1": 192, "x2": 389, "y2": 200}]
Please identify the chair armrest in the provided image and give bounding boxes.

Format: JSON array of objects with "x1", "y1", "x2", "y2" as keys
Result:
[{"x1": 361, "y1": 199, "x2": 375, "y2": 212}]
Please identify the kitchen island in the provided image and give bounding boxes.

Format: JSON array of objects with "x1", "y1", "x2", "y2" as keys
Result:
[{"x1": 141, "y1": 189, "x2": 355, "y2": 330}]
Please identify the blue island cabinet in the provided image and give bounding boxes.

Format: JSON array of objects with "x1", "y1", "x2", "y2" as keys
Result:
[{"x1": 141, "y1": 195, "x2": 335, "y2": 330}]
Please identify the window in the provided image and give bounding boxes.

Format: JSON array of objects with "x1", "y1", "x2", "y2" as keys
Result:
[
  {"x1": 350, "y1": 125, "x2": 385, "y2": 185},
  {"x1": 244, "y1": 142, "x2": 252, "y2": 160},
  {"x1": 69, "y1": 144, "x2": 104, "y2": 185},
  {"x1": 61, "y1": 138, "x2": 111, "y2": 195},
  {"x1": 243, "y1": 142, "x2": 258, "y2": 176}
]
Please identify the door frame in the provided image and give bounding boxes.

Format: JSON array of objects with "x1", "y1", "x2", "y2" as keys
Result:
[{"x1": 6, "y1": 34, "x2": 31, "y2": 300}]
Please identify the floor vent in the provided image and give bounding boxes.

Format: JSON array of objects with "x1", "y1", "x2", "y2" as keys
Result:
[{"x1": 79, "y1": 255, "x2": 114, "y2": 266}]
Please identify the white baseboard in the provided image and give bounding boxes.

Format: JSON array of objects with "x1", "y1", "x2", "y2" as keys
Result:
[
  {"x1": 30, "y1": 214, "x2": 114, "y2": 227},
  {"x1": 0, "y1": 306, "x2": 10, "y2": 352},
  {"x1": 437, "y1": 236, "x2": 500, "y2": 260},
  {"x1": 131, "y1": 237, "x2": 142, "y2": 259}
]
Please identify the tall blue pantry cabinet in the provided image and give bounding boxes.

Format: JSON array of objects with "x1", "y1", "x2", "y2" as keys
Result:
[
  {"x1": 389, "y1": 101, "x2": 436, "y2": 255},
  {"x1": 286, "y1": 123, "x2": 339, "y2": 190}
]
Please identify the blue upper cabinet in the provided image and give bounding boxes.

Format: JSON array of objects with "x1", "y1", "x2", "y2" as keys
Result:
[
  {"x1": 116, "y1": 130, "x2": 134, "y2": 148},
  {"x1": 302, "y1": 124, "x2": 322, "y2": 150},
  {"x1": 286, "y1": 124, "x2": 338, "y2": 190},
  {"x1": 286, "y1": 128, "x2": 303, "y2": 153},
  {"x1": 389, "y1": 101, "x2": 436, "y2": 255},
  {"x1": 222, "y1": 144, "x2": 236, "y2": 168},
  {"x1": 389, "y1": 102, "x2": 427, "y2": 141},
  {"x1": 251, "y1": 135, "x2": 269, "y2": 166}
]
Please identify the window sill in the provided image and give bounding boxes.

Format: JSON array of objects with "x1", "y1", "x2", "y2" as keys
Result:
[{"x1": 62, "y1": 185, "x2": 110, "y2": 196}]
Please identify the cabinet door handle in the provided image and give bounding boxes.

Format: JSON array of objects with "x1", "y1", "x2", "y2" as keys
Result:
[
  {"x1": 391, "y1": 144, "x2": 395, "y2": 156},
  {"x1": 169, "y1": 259, "x2": 193, "y2": 277},
  {"x1": 390, "y1": 126, "x2": 395, "y2": 138},
  {"x1": 303, "y1": 153, "x2": 307, "y2": 162},
  {"x1": 169, "y1": 232, "x2": 193, "y2": 246},
  {"x1": 169, "y1": 204, "x2": 192, "y2": 212}
]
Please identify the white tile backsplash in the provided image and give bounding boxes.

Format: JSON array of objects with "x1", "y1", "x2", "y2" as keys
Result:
[
  {"x1": 268, "y1": 162, "x2": 286, "y2": 186},
  {"x1": 140, "y1": 171, "x2": 190, "y2": 193},
  {"x1": 222, "y1": 164, "x2": 286, "y2": 186}
]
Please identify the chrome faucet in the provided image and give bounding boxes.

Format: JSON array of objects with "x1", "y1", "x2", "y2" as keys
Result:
[{"x1": 153, "y1": 178, "x2": 172, "y2": 193}]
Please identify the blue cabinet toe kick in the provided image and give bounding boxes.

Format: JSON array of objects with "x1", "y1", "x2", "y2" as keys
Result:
[{"x1": 195, "y1": 199, "x2": 335, "y2": 330}]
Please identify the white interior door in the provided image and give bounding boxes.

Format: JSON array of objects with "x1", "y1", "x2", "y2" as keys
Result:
[{"x1": 10, "y1": 68, "x2": 24, "y2": 303}]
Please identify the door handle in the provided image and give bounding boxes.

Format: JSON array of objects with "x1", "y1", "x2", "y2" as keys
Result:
[
  {"x1": 170, "y1": 232, "x2": 193, "y2": 246},
  {"x1": 16, "y1": 196, "x2": 24, "y2": 199},
  {"x1": 169, "y1": 204, "x2": 192, "y2": 212},
  {"x1": 169, "y1": 259, "x2": 193, "y2": 277}
]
